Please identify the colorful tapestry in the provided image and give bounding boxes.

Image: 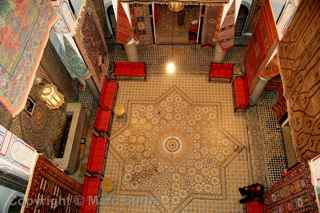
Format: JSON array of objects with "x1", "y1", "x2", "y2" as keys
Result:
[
  {"x1": 244, "y1": 0, "x2": 278, "y2": 93},
  {"x1": 278, "y1": 0, "x2": 320, "y2": 161},
  {"x1": 75, "y1": 0, "x2": 108, "y2": 91},
  {"x1": 0, "y1": 0, "x2": 58, "y2": 117},
  {"x1": 265, "y1": 163, "x2": 318, "y2": 213},
  {"x1": 117, "y1": 2, "x2": 134, "y2": 44}
]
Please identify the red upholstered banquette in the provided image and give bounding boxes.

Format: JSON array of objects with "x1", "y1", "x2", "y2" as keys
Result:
[
  {"x1": 232, "y1": 76, "x2": 249, "y2": 111},
  {"x1": 113, "y1": 61, "x2": 146, "y2": 80},
  {"x1": 209, "y1": 63, "x2": 233, "y2": 82}
]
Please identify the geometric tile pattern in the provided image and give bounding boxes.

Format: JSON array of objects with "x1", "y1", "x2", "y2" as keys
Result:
[
  {"x1": 246, "y1": 92, "x2": 287, "y2": 188},
  {"x1": 111, "y1": 86, "x2": 243, "y2": 212},
  {"x1": 137, "y1": 45, "x2": 215, "y2": 73},
  {"x1": 101, "y1": 72, "x2": 251, "y2": 212},
  {"x1": 108, "y1": 44, "x2": 246, "y2": 74},
  {"x1": 254, "y1": 92, "x2": 287, "y2": 186}
]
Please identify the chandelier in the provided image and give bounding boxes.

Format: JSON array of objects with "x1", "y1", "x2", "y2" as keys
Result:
[
  {"x1": 168, "y1": 2, "x2": 184, "y2": 13},
  {"x1": 40, "y1": 84, "x2": 64, "y2": 110}
]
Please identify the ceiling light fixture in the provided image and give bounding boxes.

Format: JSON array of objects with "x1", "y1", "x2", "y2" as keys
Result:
[
  {"x1": 166, "y1": 62, "x2": 176, "y2": 74},
  {"x1": 168, "y1": 2, "x2": 184, "y2": 13},
  {"x1": 40, "y1": 84, "x2": 64, "y2": 110}
]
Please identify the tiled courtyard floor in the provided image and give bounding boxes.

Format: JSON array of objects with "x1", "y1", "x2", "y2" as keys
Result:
[
  {"x1": 100, "y1": 72, "x2": 251, "y2": 213},
  {"x1": 98, "y1": 45, "x2": 287, "y2": 212}
]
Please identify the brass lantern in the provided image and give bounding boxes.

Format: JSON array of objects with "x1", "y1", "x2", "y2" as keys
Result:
[
  {"x1": 40, "y1": 84, "x2": 64, "y2": 109},
  {"x1": 168, "y1": 2, "x2": 184, "y2": 13}
]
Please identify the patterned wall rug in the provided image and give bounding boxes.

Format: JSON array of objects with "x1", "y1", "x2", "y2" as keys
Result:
[
  {"x1": 101, "y1": 73, "x2": 251, "y2": 213},
  {"x1": 0, "y1": 0, "x2": 57, "y2": 116}
]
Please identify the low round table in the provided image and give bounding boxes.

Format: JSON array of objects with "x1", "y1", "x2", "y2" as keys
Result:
[{"x1": 103, "y1": 177, "x2": 113, "y2": 193}]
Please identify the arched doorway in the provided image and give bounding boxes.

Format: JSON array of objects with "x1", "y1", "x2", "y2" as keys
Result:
[{"x1": 235, "y1": 5, "x2": 249, "y2": 37}]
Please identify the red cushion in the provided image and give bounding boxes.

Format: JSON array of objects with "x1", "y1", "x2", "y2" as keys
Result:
[
  {"x1": 246, "y1": 201, "x2": 264, "y2": 213},
  {"x1": 86, "y1": 136, "x2": 109, "y2": 175},
  {"x1": 210, "y1": 63, "x2": 233, "y2": 79},
  {"x1": 233, "y1": 77, "x2": 249, "y2": 109},
  {"x1": 94, "y1": 108, "x2": 112, "y2": 132},
  {"x1": 80, "y1": 176, "x2": 101, "y2": 213},
  {"x1": 114, "y1": 61, "x2": 145, "y2": 77},
  {"x1": 99, "y1": 80, "x2": 118, "y2": 110}
]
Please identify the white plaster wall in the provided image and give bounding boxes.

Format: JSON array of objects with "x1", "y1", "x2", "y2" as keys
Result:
[{"x1": 0, "y1": 125, "x2": 38, "y2": 181}]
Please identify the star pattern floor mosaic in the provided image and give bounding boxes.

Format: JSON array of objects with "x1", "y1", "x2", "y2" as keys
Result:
[{"x1": 100, "y1": 73, "x2": 251, "y2": 213}]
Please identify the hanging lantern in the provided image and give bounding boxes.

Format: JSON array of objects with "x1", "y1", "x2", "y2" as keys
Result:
[
  {"x1": 40, "y1": 84, "x2": 64, "y2": 110},
  {"x1": 168, "y1": 2, "x2": 184, "y2": 13}
]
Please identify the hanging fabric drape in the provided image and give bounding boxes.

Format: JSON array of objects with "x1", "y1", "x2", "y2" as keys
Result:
[{"x1": 0, "y1": 0, "x2": 58, "y2": 117}]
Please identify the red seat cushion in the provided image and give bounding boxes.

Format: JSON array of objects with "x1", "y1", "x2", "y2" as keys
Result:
[
  {"x1": 233, "y1": 76, "x2": 249, "y2": 109},
  {"x1": 80, "y1": 176, "x2": 101, "y2": 213},
  {"x1": 94, "y1": 108, "x2": 112, "y2": 132},
  {"x1": 114, "y1": 61, "x2": 145, "y2": 77},
  {"x1": 210, "y1": 63, "x2": 233, "y2": 79},
  {"x1": 86, "y1": 136, "x2": 109, "y2": 175},
  {"x1": 246, "y1": 201, "x2": 264, "y2": 213},
  {"x1": 99, "y1": 80, "x2": 118, "y2": 110}
]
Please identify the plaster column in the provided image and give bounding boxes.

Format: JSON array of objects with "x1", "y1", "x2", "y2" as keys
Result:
[
  {"x1": 124, "y1": 39, "x2": 139, "y2": 62},
  {"x1": 249, "y1": 76, "x2": 269, "y2": 106},
  {"x1": 213, "y1": 43, "x2": 226, "y2": 63}
]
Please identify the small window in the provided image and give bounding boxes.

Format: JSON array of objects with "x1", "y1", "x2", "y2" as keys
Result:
[{"x1": 25, "y1": 97, "x2": 36, "y2": 116}]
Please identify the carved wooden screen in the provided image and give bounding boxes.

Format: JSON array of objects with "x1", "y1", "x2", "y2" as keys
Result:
[{"x1": 22, "y1": 155, "x2": 82, "y2": 213}]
